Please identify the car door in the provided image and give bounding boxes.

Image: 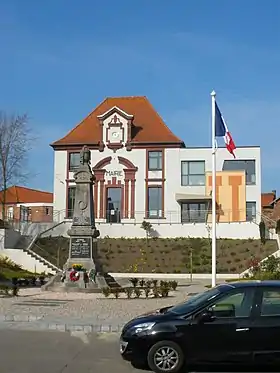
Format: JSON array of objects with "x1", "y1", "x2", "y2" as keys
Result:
[
  {"x1": 185, "y1": 287, "x2": 257, "y2": 364},
  {"x1": 251, "y1": 286, "x2": 280, "y2": 364}
]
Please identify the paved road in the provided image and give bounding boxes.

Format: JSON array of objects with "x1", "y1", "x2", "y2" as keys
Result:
[
  {"x1": 0, "y1": 330, "x2": 136, "y2": 373},
  {"x1": 0, "y1": 329, "x2": 271, "y2": 373}
]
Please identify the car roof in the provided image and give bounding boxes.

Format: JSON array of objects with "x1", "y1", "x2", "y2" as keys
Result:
[{"x1": 220, "y1": 280, "x2": 280, "y2": 289}]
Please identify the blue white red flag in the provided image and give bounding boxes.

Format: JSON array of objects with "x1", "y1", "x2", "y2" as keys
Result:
[{"x1": 214, "y1": 102, "x2": 236, "y2": 158}]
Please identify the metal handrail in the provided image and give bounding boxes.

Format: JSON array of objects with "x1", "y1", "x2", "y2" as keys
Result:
[{"x1": 51, "y1": 208, "x2": 260, "y2": 225}]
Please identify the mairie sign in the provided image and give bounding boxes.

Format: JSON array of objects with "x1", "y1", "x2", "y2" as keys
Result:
[{"x1": 105, "y1": 170, "x2": 122, "y2": 177}]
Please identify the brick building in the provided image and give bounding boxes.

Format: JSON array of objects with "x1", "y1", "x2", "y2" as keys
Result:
[
  {"x1": 0, "y1": 186, "x2": 53, "y2": 223},
  {"x1": 262, "y1": 190, "x2": 280, "y2": 225}
]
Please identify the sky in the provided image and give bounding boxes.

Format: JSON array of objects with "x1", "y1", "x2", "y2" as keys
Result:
[{"x1": 1, "y1": 0, "x2": 280, "y2": 193}]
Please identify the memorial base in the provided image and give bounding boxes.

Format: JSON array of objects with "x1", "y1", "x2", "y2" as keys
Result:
[
  {"x1": 66, "y1": 235, "x2": 99, "y2": 271},
  {"x1": 42, "y1": 270, "x2": 124, "y2": 293}
]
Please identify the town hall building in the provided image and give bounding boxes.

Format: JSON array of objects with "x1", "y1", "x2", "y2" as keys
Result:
[{"x1": 51, "y1": 96, "x2": 261, "y2": 239}]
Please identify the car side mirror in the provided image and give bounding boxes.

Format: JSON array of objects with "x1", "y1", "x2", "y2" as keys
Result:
[{"x1": 197, "y1": 308, "x2": 215, "y2": 323}]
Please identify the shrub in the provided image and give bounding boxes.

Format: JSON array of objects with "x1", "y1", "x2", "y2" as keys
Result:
[
  {"x1": 141, "y1": 220, "x2": 153, "y2": 243},
  {"x1": 0, "y1": 285, "x2": 9, "y2": 295},
  {"x1": 159, "y1": 282, "x2": 171, "y2": 297},
  {"x1": 111, "y1": 287, "x2": 122, "y2": 298},
  {"x1": 152, "y1": 279, "x2": 158, "y2": 287},
  {"x1": 145, "y1": 280, "x2": 152, "y2": 288},
  {"x1": 102, "y1": 287, "x2": 111, "y2": 297},
  {"x1": 0, "y1": 284, "x2": 19, "y2": 296},
  {"x1": 12, "y1": 286, "x2": 19, "y2": 296},
  {"x1": 261, "y1": 255, "x2": 280, "y2": 273},
  {"x1": 248, "y1": 256, "x2": 261, "y2": 276},
  {"x1": 152, "y1": 287, "x2": 160, "y2": 298},
  {"x1": 144, "y1": 287, "x2": 150, "y2": 298},
  {"x1": 29, "y1": 276, "x2": 36, "y2": 286},
  {"x1": 259, "y1": 221, "x2": 266, "y2": 244},
  {"x1": 39, "y1": 275, "x2": 45, "y2": 286},
  {"x1": 276, "y1": 219, "x2": 280, "y2": 234},
  {"x1": 124, "y1": 287, "x2": 133, "y2": 299},
  {"x1": 0, "y1": 256, "x2": 22, "y2": 271},
  {"x1": 129, "y1": 278, "x2": 138, "y2": 287},
  {"x1": 169, "y1": 280, "x2": 178, "y2": 291},
  {"x1": 134, "y1": 288, "x2": 142, "y2": 298}
]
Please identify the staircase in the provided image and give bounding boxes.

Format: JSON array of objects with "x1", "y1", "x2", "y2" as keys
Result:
[
  {"x1": 254, "y1": 211, "x2": 277, "y2": 239},
  {"x1": 258, "y1": 211, "x2": 276, "y2": 229},
  {"x1": 22, "y1": 234, "x2": 60, "y2": 274},
  {"x1": 240, "y1": 213, "x2": 280, "y2": 277},
  {"x1": 2, "y1": 228, "x2": 60, "y2": 275}
]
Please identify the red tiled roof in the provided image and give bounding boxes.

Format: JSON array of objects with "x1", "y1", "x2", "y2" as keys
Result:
[
  {"x1": 51, "y1": 96, "x2": 184, "y2": 147},
  {"x1": 0, "y1": 186, "x2": 53, "y2": 204},
  {"x1": 261, "y1": 192, "x2": 276, "y2": 207}
]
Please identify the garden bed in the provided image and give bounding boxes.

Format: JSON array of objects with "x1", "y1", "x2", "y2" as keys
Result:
[
  {"x1": 101, "y1": 279, "x2": 178, "y2": 299},
  {"x1": 34, "y1": 236, "x2": 278, "y2": 274}
]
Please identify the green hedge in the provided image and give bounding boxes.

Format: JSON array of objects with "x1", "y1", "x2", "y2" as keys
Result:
[
  {"x1": 0, "y1": 284, "x2": 19, "y2": 296},
  {"x1": 0, "y1": 270, "x2": 35, "y2": 280}
]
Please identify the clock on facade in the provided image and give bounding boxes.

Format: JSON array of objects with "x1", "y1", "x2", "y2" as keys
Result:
[{"x1": 112, "y1": 131, "x2": 120, "y2": 138}]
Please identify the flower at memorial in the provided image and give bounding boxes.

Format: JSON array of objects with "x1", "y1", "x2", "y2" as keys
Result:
[
  {"x1": 72, "y1": 264, "x2": 83, "y2": 271},
  {"x1": 70, "y1": 270, "x2": 80, "y2": 282}
]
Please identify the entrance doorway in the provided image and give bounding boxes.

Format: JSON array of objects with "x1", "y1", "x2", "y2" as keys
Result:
[{"x1": 106, "y1": 187, "x2": 122, "y2": 223}]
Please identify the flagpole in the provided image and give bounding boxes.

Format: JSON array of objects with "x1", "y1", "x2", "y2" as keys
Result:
[{"x1": 211, "y1": 90, "x2": 217, "y2": 288}]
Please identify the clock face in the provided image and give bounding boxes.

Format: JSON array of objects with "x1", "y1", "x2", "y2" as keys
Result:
[
  {"x1": 106, "y1": 124, "x2": 124, "y2": 146},
  {"x1": 112, "y1": 131, "x2": 120, "y2": 138}
]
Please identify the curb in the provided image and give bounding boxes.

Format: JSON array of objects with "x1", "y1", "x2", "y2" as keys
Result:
[
  {"x1": 0, "y1": 314, "x2": 124, "y2": 333},
  {"x1": 0, "y1": 315, "x2": 43, "y2": 322}
]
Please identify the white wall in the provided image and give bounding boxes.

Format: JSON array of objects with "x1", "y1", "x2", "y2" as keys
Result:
[
  {"x1": 53, "y1": 150, "x2": 68, "y2": 216},
  {"x1": 98, "y1": 221, "x2": 261, "y2": 238},
  {"x1": 54, "y1": 144, "x2": 147, "y2": 221},
  {"x1": 0, "y1": 248, "x2": 56, "y2": 274},
  {"x1": 54, "y1": 146, "x2": 261, "y2": 222},
  {"x1": 41, "y1": 220, "x2": 260, "y2": 239},
  {"x1": 0, "y1": 229, "x2": 4, "y2": 250}
]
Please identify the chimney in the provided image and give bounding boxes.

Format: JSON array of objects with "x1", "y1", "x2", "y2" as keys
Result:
[{"x1": 272, "y1": 190, "x2": 277, "y2": 198}]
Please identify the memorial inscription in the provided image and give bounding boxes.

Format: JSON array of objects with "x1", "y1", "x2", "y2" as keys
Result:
[{"x1": 70, "y1": 237, "x2": 91, "y2": 258}]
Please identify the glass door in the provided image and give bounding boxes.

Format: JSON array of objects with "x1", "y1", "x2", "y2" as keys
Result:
[{"x1": 106, "y1": 188, "x2": 122, "y2": 223}]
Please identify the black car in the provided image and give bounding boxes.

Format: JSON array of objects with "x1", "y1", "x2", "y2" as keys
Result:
[{"x1": 120, "y1": 281, "x2": 280, "y2": 372}]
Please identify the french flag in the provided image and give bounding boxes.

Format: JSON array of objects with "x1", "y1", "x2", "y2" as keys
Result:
[{"x1": 215, "y1": 102, "x2": 236, "y2": 158}]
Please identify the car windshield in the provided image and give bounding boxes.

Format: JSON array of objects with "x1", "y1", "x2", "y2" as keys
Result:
[{"x1": 169, "y1": 286, "x2": 223, "y2": 315}]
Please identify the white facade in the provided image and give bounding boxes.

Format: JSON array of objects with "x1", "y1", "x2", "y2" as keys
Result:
[
  {"x1": 52, "y1": 106, "x2": 262, "y2": 239},
  {"x1": 165, "y1": 146, "x2": 261, "y2": 224}
]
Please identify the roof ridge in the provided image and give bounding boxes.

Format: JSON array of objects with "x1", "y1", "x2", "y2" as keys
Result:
[
  {"x1": 106, "y1": 96, "x2": 146, "y2": 99},
  {"x1": 14, "y1": 186, "x2": 52, "y2": 194}
]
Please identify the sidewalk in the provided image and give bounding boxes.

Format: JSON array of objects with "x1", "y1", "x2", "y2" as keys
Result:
[{"x1": 0, "y1": 283, "x2": 209, "y2": 333}]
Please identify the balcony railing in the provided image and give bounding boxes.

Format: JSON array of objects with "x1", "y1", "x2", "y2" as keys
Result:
[{"x1": 52, "y1": 208, "x2": 259, "y2": 225}]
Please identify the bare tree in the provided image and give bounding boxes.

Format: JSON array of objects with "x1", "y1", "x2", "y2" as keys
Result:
[{"x1": 0, "y1": 111, "x2": 33, "y2": 220}]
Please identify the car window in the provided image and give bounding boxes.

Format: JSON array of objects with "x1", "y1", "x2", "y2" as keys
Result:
[
  {"x1": 170, "y1": 286, "x2": 222, "y2": 315},
  {"x1": 209, "y1": 288, "x2": 255, "y2": 318},
  {"x1": 261, "y1": 289, "x2": 280, "y2": 316}
]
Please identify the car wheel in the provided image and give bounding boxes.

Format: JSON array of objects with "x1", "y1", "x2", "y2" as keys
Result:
[{"x1": 147, "y1": 340, "x2": 184, "y2": 373}]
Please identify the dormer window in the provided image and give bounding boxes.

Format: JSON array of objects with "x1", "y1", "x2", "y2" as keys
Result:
[{"x1": 97, "y1": 106, "x2": 133, "y2": 152}]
